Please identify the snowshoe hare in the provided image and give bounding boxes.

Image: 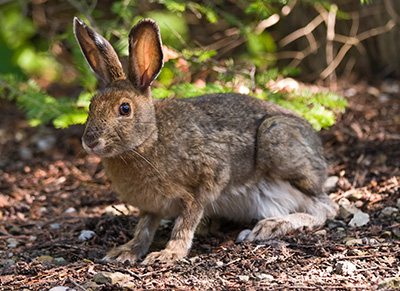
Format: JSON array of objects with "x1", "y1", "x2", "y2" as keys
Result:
[{"x1": 73, "y1": 17, "x2": 336, "y2": 264}]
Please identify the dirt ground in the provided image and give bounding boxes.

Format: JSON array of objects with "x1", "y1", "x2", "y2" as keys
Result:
[{"x1": 0, "y1": 80, "x2": 399, "y2": 290}]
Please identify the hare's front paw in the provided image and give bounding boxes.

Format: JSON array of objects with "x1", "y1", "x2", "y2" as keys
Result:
[
  {"x1": 142, "y1": 249, "x2": 185, "y2": 265},
  {"x1": 103, "y1": 246, "x2": 140, "y2": 264}
]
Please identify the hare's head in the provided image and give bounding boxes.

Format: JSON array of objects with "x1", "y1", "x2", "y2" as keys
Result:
[{"x1": 73, "y1": 18, "x2": 163, "y2": 157}]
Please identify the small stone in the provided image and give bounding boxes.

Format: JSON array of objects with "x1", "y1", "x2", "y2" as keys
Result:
[
  {"x1": 255, "y1": 273, "x2": 274, "y2": 281},
  {"x1": 324, "y1": 176, "x2": 339, "y2": 190},
  {"x1": 8, "y1": 226, "x2": 22, "y2": 235},
  {"x1": 348, "y1": 192, "x2": 363, "y2": 202},
  {"x1": 396, "y1": 198, "x2": 400, "y2": 208},
  {"x1": 39, "y1": 207, "x2": 47, "y2": 213},
  {"x1": 38, "y1": 255, "x2": 54, "y2": 263},
  {"x1": 238, "y1": 275, "x2": 249, "y2": 282},
  {"x1": 93, "y1": 272, "x2": 127, "y2": 284},
  {"x1": 335, "y1": 261, "x2": 357, "y2": 275},
  {"x1": 378, "y1": 277, "x2": 400, "y2": 289},
  {"x1": 338, "y1": 198, "x2": 358, "y2": 220},
  {"x1": 348, "y1": 211, "x2": 370, "y2": 227},
  {"x1": 78, "y1": 230, "x2": 96, "y2": 242},
  {"x1": 381, "y1": 207, "x2": 399, "y2": 217},
  {"x1": 64, "y1": 207, "x2": 77, "y2": 214},
  {"x1": 53, "y1": 257, "x2": 67, "y2": 266},
  {"x1": 50, "y1": 223, "x2": 61, "y2": 229},
  {"x1": 236, "y1": 229, "x2": 251, "y2": 242},
  {"x1": 314, "y1": 229, "x2": 327, "y2": 236},
  {"x1": 216, "y1": 261, "x2": 224, "y2": 267},
  {"x1": 6, "y1": 238, "x2": 19, "y2": 248}
]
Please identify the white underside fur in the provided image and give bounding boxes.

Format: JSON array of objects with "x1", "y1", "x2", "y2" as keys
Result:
[{"x1": 205, "y1": 179, "x2": 336, "y2": 225}]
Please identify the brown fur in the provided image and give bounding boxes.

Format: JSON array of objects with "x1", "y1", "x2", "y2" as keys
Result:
[{"x1": 73, "y1": 17, "x2": 336, "y2": 264}]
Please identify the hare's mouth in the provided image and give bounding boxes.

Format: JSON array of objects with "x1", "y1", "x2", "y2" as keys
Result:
[{"x1": 82, "y1": 137, "x2": 110, "y2": 157}]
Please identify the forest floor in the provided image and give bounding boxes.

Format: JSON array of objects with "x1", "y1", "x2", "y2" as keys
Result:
[{"x1": 0, "y1": 80, "x2": 400, "y2": 290}]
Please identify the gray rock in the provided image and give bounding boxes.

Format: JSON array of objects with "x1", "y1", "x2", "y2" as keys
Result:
[
  {"x1": 54, "y1": 257, "x2": 67, "y2": 266},
  {"x1": 324, "y1": 176, "x2": 339, "y2": 190},
  {"x1": 381, "y1": 206, "x2": 399, "y2": 217},
  {"x1": 348, "y1": 211, "x2": 370, "y2": 227},
  {"x1": 6, "y1": 238, "x2": 19, "y2": 248},
  {"x1": 78, "y1": 230, "x2": 96, "y2": 242},
  {"x1": 50, "y1": 223, "x2": 61, "y2": 229}
]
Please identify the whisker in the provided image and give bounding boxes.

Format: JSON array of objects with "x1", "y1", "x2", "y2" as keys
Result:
[{"x1": 129, "y1": 149, "x2": 163, "y2": 178}]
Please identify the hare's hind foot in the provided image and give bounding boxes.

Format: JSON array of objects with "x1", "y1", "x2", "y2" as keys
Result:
[{"x1": 245, "y1": 213, "x2": 322, "y2": 242}]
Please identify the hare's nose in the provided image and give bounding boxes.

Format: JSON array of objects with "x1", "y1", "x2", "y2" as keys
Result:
[{"x1": 86, "y1": 141, "x2": 99, "y2": 149}]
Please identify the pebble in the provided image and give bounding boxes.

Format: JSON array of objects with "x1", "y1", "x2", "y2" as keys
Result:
[
  {"x1": 50, "y1": 223, "x2": 61, "y2": 229},
  {"x1": 348, "y1": 192, "x2": 363, "y2": 201},
  {"x1": 64, "y1": 207, "x2": 77, "y2": 214},
  {"x1": 216, "y1": 261, "x2": 224, "y2": 267},
  {"x1": 78, "y1": 230, "x2": 96, "y2": 242},
  {"x1": 8, "y1": 226, "x2": 22, "y2": 235},
  {"x1": 335, "y1": 261, "x2": 357, "y2": 275},
  {"x1": 324, "y1": 176, "x2": 339, "y2": 190},
  {"x1": 378, "y1": 277, "x2": 400, "y2": 289},
  {"x1": 348, "y1": 211, "x2": 370, "y2": 227},
  {"x1": 381, "y1": 206, "x2": 399, "y2": 217},
  {"x1": 53, "y1": 257, "x2": 67, "y2": 266},
  {"x1": 396, "y1": 198, "x2": 400, "y2": 208},
  {"x1": 314, "y1": 229, "x2": 327, "y2": 236},
  {"x1": 338, "y1": 198, "x2": 359, "y2": 220},
  {"x1": 93, "y1": 272, "x2": 128, "y2": 284},
  {"x1": 236, "y1": 229, "x2": 251, "y2": 243},
  {"x1": 255, "y1": 273, "x2": 274, "y2": 281},
  {"x1": 6, "y1": 238, "x2": 19, "y2": 248},
  {"x1": 238, "y1": 275, "x2": 249, "y2": 282},
  {"x1": 38, "y1": 255, "x2": 54, "y2": 263}
]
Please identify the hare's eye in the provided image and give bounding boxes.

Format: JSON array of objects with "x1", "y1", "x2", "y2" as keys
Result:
[{"x1": 119, "y1": 103, "x2": 131, "y2": 116}]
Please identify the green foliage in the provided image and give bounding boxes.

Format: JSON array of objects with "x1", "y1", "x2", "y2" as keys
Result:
[
  {"x1": 0, "y1": 74, "x2": 88, "y2": 128},
  {"x1": 0, "y1": 0, "x2": 352, "y2": 130}
]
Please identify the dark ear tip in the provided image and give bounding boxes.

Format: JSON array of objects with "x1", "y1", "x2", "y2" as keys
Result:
[
  {"x1": 130, "y1": 18, "x2": 160, "y2": 35},
  {"x1": 73, "y1": 17, "x2": 87, "y2": 30}
]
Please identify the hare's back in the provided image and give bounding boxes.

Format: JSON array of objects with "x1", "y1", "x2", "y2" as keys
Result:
[{"x1": 182, "y1": 93, "x2": 297, "y2": 125}]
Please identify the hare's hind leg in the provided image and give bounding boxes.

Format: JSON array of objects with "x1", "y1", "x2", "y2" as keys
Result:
[
  {"x1": 244, "y1": 115, "x2": 336, "y2": 242},
  {"x1": 256, "y1": 115, "x2": 327, "y2": 197}
]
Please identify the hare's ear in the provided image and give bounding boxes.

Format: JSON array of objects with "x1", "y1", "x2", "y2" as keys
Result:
[
  {"x1": 73, "y1": 17, "x2": 125, "y2": 84},
  {"x1": 128, "y1": 19, "x2": 164, "y2": 92}
]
